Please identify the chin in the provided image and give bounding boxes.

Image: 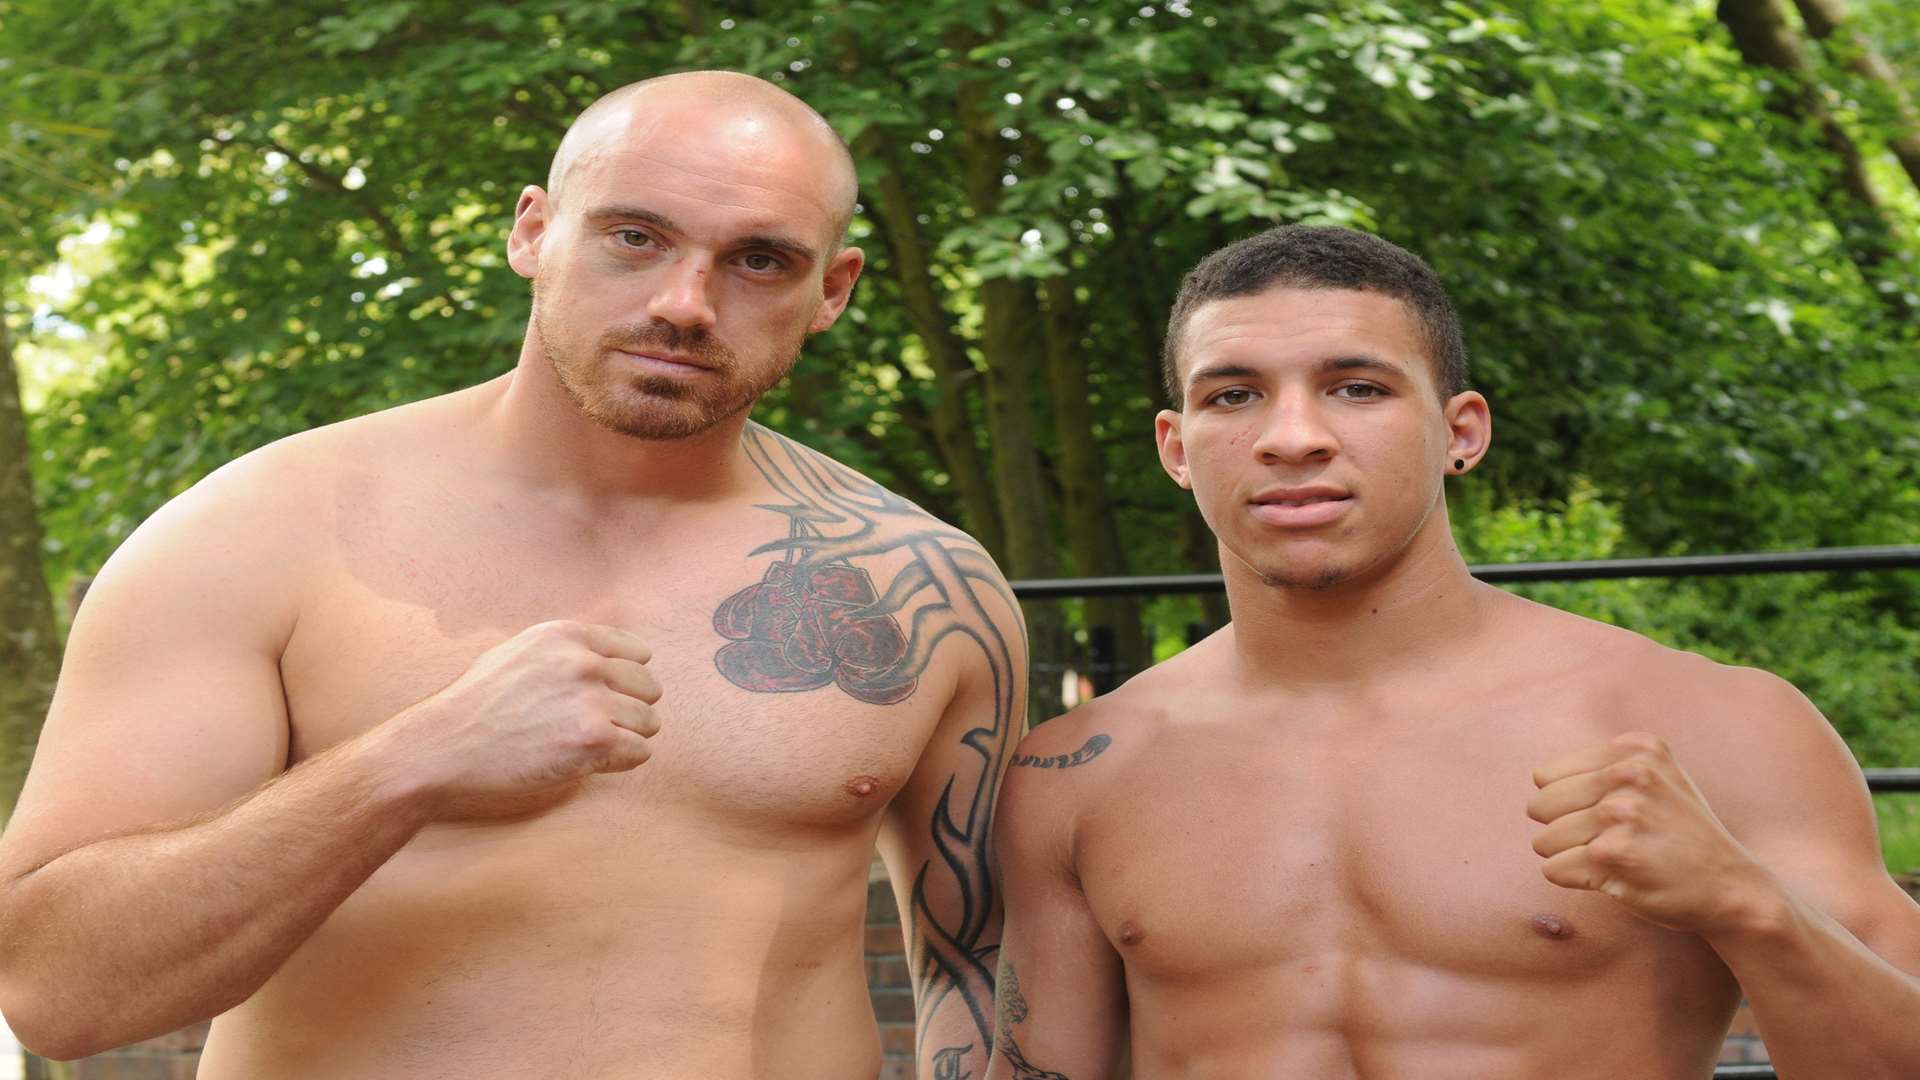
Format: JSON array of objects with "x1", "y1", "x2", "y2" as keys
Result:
[
  {"x1": 588, "y1": 395, "x2": 747, "y2": 441},
  {"x1": 1255, "y1": 563, "x2": 1354, "y2": 591}
]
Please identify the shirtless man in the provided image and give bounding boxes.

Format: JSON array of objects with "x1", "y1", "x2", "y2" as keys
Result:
[
  {"x1": 0, "y1": 72, "x2": 1023, "y2": 1080},
  {"x1": 987, "y1": 225, "x2": 1920, "y2": 1079}
]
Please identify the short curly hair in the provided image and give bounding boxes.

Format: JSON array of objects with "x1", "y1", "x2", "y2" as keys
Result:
[{"x1": 1162, "y1": 225, "x2": 1469, "y2": 406}]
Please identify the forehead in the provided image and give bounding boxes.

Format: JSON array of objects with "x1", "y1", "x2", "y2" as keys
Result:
[
  {"x1": 564, "y1": 107, "x2": 844, "y2": 242},
  {"x1": 1180, "y1": 287, "x2": 1432, "y2": 379}
]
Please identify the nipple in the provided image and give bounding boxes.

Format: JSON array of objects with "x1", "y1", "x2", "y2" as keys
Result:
[
  {"x1": 844, "y1": 775, "x2": 881, "y2": 798},
  {"x1": 1116, "y1": 920, "x2": 1146, "y2": 947},
  {"x1": 1530, "y1": 912, "x2": 1576, "y2": 940}
]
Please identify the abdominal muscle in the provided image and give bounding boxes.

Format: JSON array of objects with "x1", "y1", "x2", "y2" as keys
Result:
[
  {"x1": 1123, "y1": 947, "x2": 1737, "y2": 1080},
  {"x1": 194, "y1": 797, "x2": 886, "y2": 1080}
]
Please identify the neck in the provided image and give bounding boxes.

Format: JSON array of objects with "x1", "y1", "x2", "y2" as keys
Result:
[
  {"x1": 1221, "y1": 511, "x2": 1492, "y2": 689},
  {"x1": 477, "y1": 333, "x2": 760, "y2": 506}
]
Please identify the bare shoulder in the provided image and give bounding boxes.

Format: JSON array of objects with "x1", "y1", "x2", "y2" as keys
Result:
[
  {"x1": 736, "y1": 424, "x2": 1026, "y2": 716},
  {"x1": 89, "y1": 392, "x2": 469, "y2": 617},
  {"x1": 739, "y1": 424, "x2": 1020, "y2": 625},
  {"x1": 741, "y1": 422, "x2": 995, "y2": 552},
  {"x1": 996, "y1": 642, "x2": 1210, "y2": 827},
  {"x1": 1501, "y1": 594, "x2": 1860, "y2": 829}
]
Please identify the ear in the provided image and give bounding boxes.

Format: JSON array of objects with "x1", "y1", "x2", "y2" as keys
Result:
[
  {"x1": 808, "y1": 246, "x2": 866, "y2": 333},
  {"x1": 1442, "y1": 390, "x2": 1492, "y2": 474},
  {"x1": 1154, "y1": 409, "x2": 1193, "y2": 490},
  {"x1": 507, "y1": 185, "x2": 551, "y2": 280}
]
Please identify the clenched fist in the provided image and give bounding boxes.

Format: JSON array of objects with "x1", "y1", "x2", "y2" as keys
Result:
[
  {"x1": 1528, "y1": 732, "x2": 1776, "y2": 936},
  {"x1": 372, "y1": 620, "x2": 662, "y2": 819}
]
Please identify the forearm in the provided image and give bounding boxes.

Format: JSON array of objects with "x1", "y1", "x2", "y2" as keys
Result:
[
  {"x1": 1709, "y1": 886, "x2": 1920, "y2": 1080},
  {"x1": 916, "y1": 979, "x2": 994, "y2": 1080},
  {"x1": 0, "y1": 731, "x2": 435, "y2": 1057}
]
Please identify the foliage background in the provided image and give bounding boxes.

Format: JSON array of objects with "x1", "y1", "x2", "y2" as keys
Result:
[{"x1": 2, "y1": 0, "x2": 1916, "y2": 860}]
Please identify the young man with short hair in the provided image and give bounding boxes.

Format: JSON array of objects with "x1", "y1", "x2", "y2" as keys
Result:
[{"x1": 988, "y1": 225, "x2": 1920, "y2": 1079}]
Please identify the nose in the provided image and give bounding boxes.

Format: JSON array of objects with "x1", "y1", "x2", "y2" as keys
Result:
[
  {"x1": 1248, "y1": 392, "x2": 1337, "y2": 465},
  {"x1": 645, "y1": 255, "x2": 717, "y2": 331}
]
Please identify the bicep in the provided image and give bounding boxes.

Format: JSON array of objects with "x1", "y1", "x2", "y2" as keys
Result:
[
  {"x1": 989, "y1": 767, "x2": 1127, "y2": 1077},
  {"x1": 1707, "y1": 671, "x2": 1920, "y2": 974},
  {"x1": 2, "y1": 491, "x2": 295, "y2": 876},
  {"x1": 876, "y1": 554, "x2": 1027, "y2": 920}
]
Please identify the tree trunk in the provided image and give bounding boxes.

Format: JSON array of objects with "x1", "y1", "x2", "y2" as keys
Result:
[
  {"x1": 956, "y1": 83, "x2": 1066, "y2": 720},
  {"x1": 858, "y1": 137, "x2": 1007, "y2": 558},
  {"x1": 0, "y1": 310, "x2": 60, "y2": 819},
  {"x1": 1038, "y1": 275, "x2": 1151, "y2": 687},
  {"x1": 1791, "y1": 0, "x2": 1920, "y2": 192},
  {"x1": 1717, "y1": 0, "x2": 1912, "y2": 322}
]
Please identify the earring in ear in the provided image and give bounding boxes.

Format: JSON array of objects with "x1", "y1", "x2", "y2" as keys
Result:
[{"x1": 1453, "y1": 459, "x2": 1466, "y2": 471}]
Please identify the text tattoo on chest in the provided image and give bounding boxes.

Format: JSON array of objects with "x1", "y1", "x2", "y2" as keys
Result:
[{"x1": 712, "y1": 425, "x2": 1021, "y2": 1057}]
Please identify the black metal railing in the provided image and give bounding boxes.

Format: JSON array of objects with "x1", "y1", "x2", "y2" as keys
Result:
[{"x1": 1007, "y1": 544, "x2": 1920, "y2": 598}]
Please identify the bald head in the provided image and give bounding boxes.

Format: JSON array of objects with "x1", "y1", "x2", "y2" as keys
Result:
[{"x1": 546, "y1": 71, "x2": 859, "y2": 243}]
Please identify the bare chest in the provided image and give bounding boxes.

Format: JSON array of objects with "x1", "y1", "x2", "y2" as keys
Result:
[
  {"x1": 279, "y1": 517, "x2": 952, "y2": 830},
  {"x1": 1077, "y1": 711, "x2": 1707, "y2": 988}
]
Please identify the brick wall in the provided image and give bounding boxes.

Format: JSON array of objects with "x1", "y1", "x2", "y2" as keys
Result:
[{"x1": 865, "y1": 870, "x2": 918, "y2": 1080}]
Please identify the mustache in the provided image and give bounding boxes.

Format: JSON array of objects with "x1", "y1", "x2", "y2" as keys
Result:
[{"x1": 599, "y1": 323, "x2": 734, "y2": 368}]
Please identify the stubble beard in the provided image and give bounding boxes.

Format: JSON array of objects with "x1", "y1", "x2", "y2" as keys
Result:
[
  {"x1": 533, "y1": 285, "x2": 803, "y2": 441},
  {"x1": 1258, "y1": 564, "x2": 1354, "y2": 591}
]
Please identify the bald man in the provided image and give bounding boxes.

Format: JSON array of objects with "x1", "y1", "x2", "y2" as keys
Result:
[{"x1": 0, "y1": 72, "x2": 1024, "y2": 1080}]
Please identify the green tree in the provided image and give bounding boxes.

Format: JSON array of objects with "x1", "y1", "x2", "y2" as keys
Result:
[{"x1": 2, "y1": 0, "x2": 1915, "y2": 750}]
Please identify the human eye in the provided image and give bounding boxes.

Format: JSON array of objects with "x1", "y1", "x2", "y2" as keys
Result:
[
  {"x1": 1206, "y1": 387, "x2": 1259, "y2": 408},
  {"x1": 737, "y1": 251, "x2": 788, "y2": 274},
  {"x1": 613, "y1": 229, "x2": 659, "y2": 251},
  {"x1": 1333, "y1": 382, "x2": 1388, "y2": 401}
]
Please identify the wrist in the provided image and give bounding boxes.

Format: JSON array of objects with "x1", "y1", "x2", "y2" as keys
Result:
[
  {"x1": 1699, "y1": 862, "x2": 1798, "y2": 945},
  {"x1": 345, "y1": 703, "x2": 457, "y2": 828}
]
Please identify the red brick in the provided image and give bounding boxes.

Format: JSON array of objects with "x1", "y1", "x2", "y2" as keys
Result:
[
  {"x1": 879, "y1": 1022, "x2": 918, "y2": 1056},
  {"x1": 871, "y1": 988, "x2": 916, "y2": 1023},
  {"x1": 867, "y1": 955, "x2": 912, "y2": 988},
  {"x1": 866, "y1": 924, "x2": 905, "y2": 953}
]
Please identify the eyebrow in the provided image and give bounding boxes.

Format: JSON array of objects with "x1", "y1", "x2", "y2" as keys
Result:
[
  {"x1": 1185, "y1": 355, "x2": 1411, "y2": 390},
  {"x1": 581, "y1": 204, "x2": 820, "y2": 265},
  {"x1": 1325, "y1": 355, "x2": 1409, "y2": 378}
]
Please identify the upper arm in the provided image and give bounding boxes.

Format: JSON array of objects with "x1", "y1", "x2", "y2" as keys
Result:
[
  {"x1": 875, "y1": 536, "x2": 1028, "y2": 1048},
  {"x1": 1700, "y1": 666, "x2": 1920, "y2": 974},
  {"x1": 0, "y1": 451, "x2": 306, "y2": 879},
  {"x1": 986, "y1": 721, "x2": 1127, "y2": 1079}
]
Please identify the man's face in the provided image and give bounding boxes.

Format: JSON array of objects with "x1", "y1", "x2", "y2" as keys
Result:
[
  {"x1": 509, "y1": 107, "x2": 862, "y2": 440},
  {"x1": 1155, "y1": 287, "x2": 1487, "y2": 590}
]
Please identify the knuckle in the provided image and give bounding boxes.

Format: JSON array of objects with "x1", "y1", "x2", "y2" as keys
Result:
[
  {"x1": 1603, "y1": 795, "x2": 1645, "y2": 825},
  {"x1": 1609, "y1": 762, "x2": 1653, "y2": 789},
  {"x1": 1587, "y1": 834, "x2": 1631, "y2": 867}
]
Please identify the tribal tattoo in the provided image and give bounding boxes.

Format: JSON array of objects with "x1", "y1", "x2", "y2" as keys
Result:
[
  {"x1": 1010, "y1": 734, "x2": 1111, "y2": 770},
  {"x1": 714, "y1": 424, "x2": 1021, "y2": 1062}
]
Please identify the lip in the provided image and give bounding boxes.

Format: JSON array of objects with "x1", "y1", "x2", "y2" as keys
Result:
[
  {"x1": 614, "y1": 349, "x2": 714, "y2": 375},
  {"x1": 1247, "y1": 486, "x2": 1352, "y2": 528}
]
